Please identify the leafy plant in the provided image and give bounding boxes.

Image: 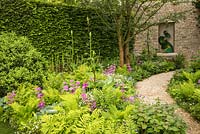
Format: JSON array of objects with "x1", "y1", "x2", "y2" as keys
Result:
[
  {"x1": 173, "y1": 53, "x2": 186, "y2": 69},
  {"x1": 190, "y1": 51, "x2": 200, "y2": 72},
  {"x1": 0, "y1": 32, "x2": 48, "y2": 97},
  {"x1": 168, "y1": 69, "x2": 200, "y2": 121}
]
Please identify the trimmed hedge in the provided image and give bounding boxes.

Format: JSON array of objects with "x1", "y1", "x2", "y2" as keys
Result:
[{"x1": 0, "y1": 0, "x2": 117, "y2": 60}]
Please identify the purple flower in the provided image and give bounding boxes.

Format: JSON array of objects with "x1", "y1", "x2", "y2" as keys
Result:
[
  {"x1": 197, "y1": 79, "x2": 200, "y2": 84},
  {"x1": 7, "y1": 91, "x2": 16, "y2": 104},
  {"x1": 81, "y1": 93, "x2": 87, "y2": 101},
  {"x1": 70, "y1": 80, "x2": 74, "y2": 83},
  {"x1": 69, "y1": 87, "x2": 75, "y2": 92},
  {"x1": 103, "y1": 64, "x2": 116, "y2": 75},
  {"x1": 126, "y1": 64, "x2": 132, "y2": 72},
  {"x1": 63, "y1": 82, "x2": 67, "y2": 85},
  {"x1": 76, "y1": 81, "x2": 80, "y2": 85},
  {"x1": 35, "y1": 87, "x2": 42, "y2": 91},
  {"x1": 90, "y1": 101, "x2": 96, "y2": 111},
  {"x1": 38, "y1": 101, "x2": 45, "y2": 109},
  {"x1": 121, "y1": 89, "x2": 125, "y2": 93},
  {"x1": 37, "y1": 93, "x2": 44, "y2": 98},
  {"x1": 82, "y1": 83, "x2": 88, "y2": 90},
  {"x1": 129, "y1": 96, "x2": 135, "y2": 103},
  {"x1": 7, "y1": 91, "x2": 16, "y2": 98},
  {"x1": 63, "y1": 85, "x2": 69, "y2": 91}
]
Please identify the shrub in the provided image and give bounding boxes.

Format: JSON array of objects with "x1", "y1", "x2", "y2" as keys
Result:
[
  {"x1": 190, "y1": 51, "x2": 200, "y2": 72},
  {"x1": 173, "y1": 53, "x2": 186, "y2": 69},
  {"x1": 0, "y1": 32, "x2": 48, "y2": 97},
  {"x1": 168, "y1": 70, "x2": 200, "y2": 121}
]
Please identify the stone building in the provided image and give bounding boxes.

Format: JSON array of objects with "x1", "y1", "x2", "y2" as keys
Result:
[{"x1": 134, "y1": 1, "x2": 200, "y2": 60}]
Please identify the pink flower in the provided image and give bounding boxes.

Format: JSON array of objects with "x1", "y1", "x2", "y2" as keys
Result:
[
  {"x1": 69, "y1": 87, "x2": 75, "y2": 93},
  {"x1": 81, "y1": 93, "x2": 87, "y2": 101},
  {"x1": 7, "y1": 91, "x2": 16, "y2": 104},
  {"x1": 76, "y1": 81, "x2": 80, "y2": 85},
  {"x1": 121, "y1": 89, "x2": 125, "y2": 93},
  {"x1": 90, "y1": 101, "x2": 96, "y2": 111},
  {"x1": 35, "y1": 87, "x2": 42, "y2": 91},
  {"x1": 197, "y1": 79, "x2": 200, "y2": 84},
  {"x1": 129, "y1": 96, "x2": 135, "y2": 103},
  {"x1": 103, "y1": 64, "x2": 116, "y2": 75},
  {"x1": 37, "y1": 93, "x2": 43, "y2": 98},
  {"x1": 126, "y1": 64, "x2": 132, "y2": 72},
  {"x1": 82, "y1": 83, "x2": 88, "y2": 90},
  {"x1": 63, "y1": 85, "x2": 69, "y2": 91},
  {"x1": 38, "y1": 101, "x2": 45, "y2": 109}
]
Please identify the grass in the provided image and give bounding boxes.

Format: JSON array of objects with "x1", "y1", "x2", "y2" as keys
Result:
[{"x1": 0, "y1": 122, "x2": 15, "y2": 134}]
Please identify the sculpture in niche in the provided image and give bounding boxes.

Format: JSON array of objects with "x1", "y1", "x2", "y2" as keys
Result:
[{"x1": 158, "y1": 30, "x2": 174, "y2": 53}]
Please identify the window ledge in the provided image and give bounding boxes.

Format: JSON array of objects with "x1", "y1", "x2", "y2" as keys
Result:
[
  {"x1": 157, "y1": 53, "x2": 177, "y2": 57},
  {"x1": 157, "y1": 53, "x2": 178, "y2": 59}
]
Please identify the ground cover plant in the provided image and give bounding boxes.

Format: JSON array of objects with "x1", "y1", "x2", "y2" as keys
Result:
[
  {"x1": 168, "y1": 54, "x2": 200, "y2": 121},
  {"x1": 0, "y1": 64, "x2": 186, "y2": 134}
]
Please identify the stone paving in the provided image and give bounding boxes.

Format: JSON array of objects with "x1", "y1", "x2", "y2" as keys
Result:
[{"x1": 136, "y1": 71, "x2": 200, "y2": 134}]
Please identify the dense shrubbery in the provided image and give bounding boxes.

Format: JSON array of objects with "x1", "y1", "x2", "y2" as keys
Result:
[
  {"x1": 168, "y1": 57, "x2": 200, "y2": 121},
  {"x1": 0, "y1": 32, "x2": 48, "y2": 97},
  {"x1": 0, "y1": 0, "x2": 117, "y2": 60},
  {"x1": 127, "y1": 51, "x2": 176, "y2": 81},
  {"x1": 0, "y1": 65, "x2": 186, "y2": 134}
]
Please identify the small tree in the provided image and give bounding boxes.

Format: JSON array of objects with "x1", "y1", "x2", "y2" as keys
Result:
[{"x1": 81, "y1": 0, "x2": 187, "y2": 66}]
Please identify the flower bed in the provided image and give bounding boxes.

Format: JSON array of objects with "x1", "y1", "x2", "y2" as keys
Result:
[{"x1": 0, "y1": 65, "x2": 186, "y2": 134}]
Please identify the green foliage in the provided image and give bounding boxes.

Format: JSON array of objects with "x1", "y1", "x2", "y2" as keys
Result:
[
  {"x1": 0, "y1": 122, "x2": 15, "y2": 134},
  {"x1": 0, "y1": 32, "x2": 48, "y2": 97},
  {"x1": 1, "y1": 85, "x2": 41, "y2": 133},
  {"x1": 0, "y1": 0, "x2": 117, "y2": 61},
  {"x1": 190, "y1": 51, "x2": 200, "y2": 72},
  {"x1": 131, "y1": 60, "x2": 175, "y2": 81},
  {"x1": 1, "y1": 64, "x2": 187, "y2": 133},
  {"x1": 173, "y1": 53, "x2": 186, "y2": 69},
  {"x1": 129, "y1": 50, "x2": 177, "y2": 81},
  {"x1": 168, "y1": 70, "x2": 200, "y2": 121}
]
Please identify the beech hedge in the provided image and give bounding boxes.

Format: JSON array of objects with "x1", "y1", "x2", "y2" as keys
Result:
[{"x1": 0, "y1": 0, "x2": 117, "y2": 60}]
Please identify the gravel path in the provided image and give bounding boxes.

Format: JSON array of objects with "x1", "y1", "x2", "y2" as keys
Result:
[{"x1": 135, "y1": 71, "x2": 200, "y2": 134}]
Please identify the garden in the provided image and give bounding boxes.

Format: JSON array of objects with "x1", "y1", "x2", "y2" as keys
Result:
[{"x1": 0, "y1": 0, "x2": 199, "y2": 134}]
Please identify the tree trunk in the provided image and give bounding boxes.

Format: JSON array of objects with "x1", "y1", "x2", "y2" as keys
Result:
[
  {"x1": 118, "y1": 34, "x2": 124, "y2": 67},
  {"x1": 124, "y1": 43, "x2": 130, "y2": 65},
  {"x1": 124, "y1": 30, "x2": 130, "y2": 65},
  {"x1": 116, "y1": 15, "x2": 124, "y2": 67}
]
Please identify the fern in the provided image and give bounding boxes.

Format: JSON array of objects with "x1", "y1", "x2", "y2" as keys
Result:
[
  {"x1": 182, "y1": 70, "x2": 200, "y2": 83},
  {"x1": 179, "y1": 82, "x2": 195, "y2": 100}
]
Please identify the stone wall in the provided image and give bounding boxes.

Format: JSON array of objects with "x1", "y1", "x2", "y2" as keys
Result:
[{"x1": 134, "y1": 2, "x2": 200, "y2": 60}]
